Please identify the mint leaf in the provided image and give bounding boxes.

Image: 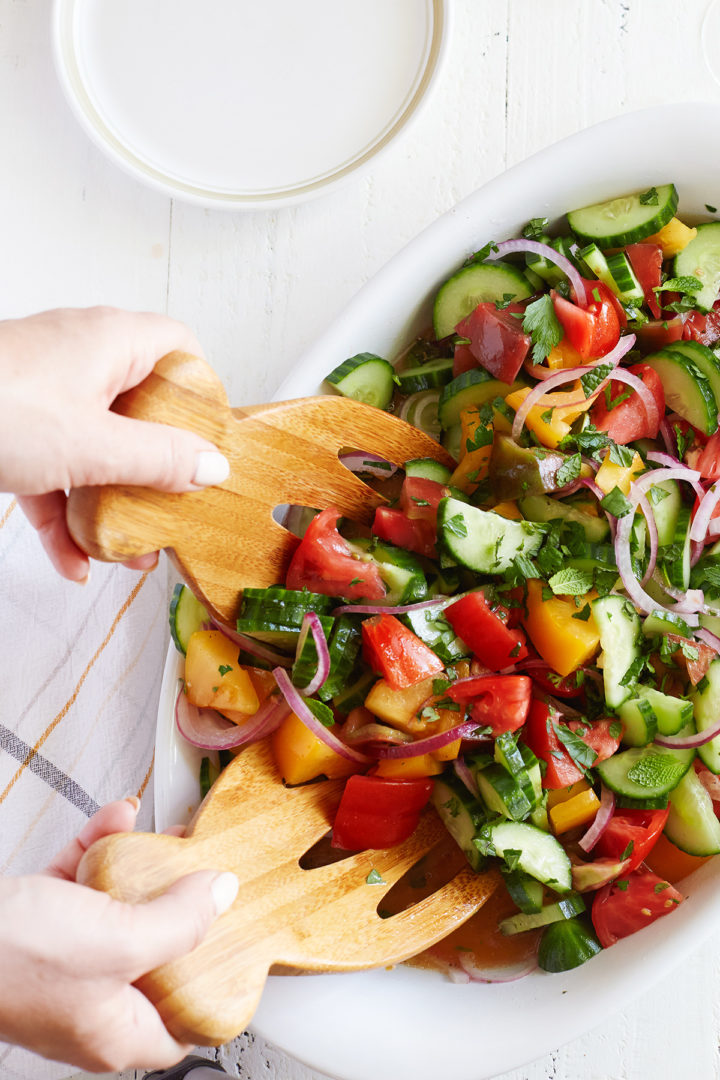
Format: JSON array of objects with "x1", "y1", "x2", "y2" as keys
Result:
[
  {"x1": 655, "y1": 275, "x2": 702, "y2": 295},
  {"x1": 522, "y1": 294, "x2": 563, "y2": 364},
  {"x1": 522, "y1": 217, "x2": 549, "y2": 241},
  {"x1": 306, "y1": 698, "x2": 335, "y2": 728},
  {"x1": 572, "y1": 603, "x2": 592, "y2": 621},
  {"x1": 556, "y1": 453, "x2": 582, "y2": 487},
  {"x1": 553, "y1": 722, "x2": 599, "y2": 771},
  {"x1": 547, "y1": 567, "x2": 594, "y2": 596},
  {"x1": 600, "y1": 485, "x2": 634, "y2": 518},
  {"x1": 580, "y1": 363, "x2": 612, "y2": 397},
  {"x1": 443, "y1": 513, "x2": 468, "y2": 539},
  {"x1": 626, "y1": 753, "x2": 688, "y2": 789},
  {"x1": 608, "y1": 441, "x2": 636, "y2": 467}
]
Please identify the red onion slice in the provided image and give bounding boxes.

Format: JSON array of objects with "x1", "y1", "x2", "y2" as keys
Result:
[
  {"x1": 655, "y1": 716, "x2": 720, "y2": 749},
  {"x1": 696, "y1": 627, "x2": 720, "y2": 653},
  {"x1": 696, "y1": 762, "x2": 720, "y2": 800},
  {"x1": 332, "y1": 596, "x2": 449, "y2": 617},
  {"x1": 578, "y1": 785, "x2": 616, "y2": 853},
  {"x1": 210, "y1": 617, "x2": 293, "y2": 668},
  {"x1": 457, "y1": 952, "x2": 539, "y2": 983},
  {"x1": 295, "y1": 612, "x2": 331, "y2": 697},
  {"x1": 273, "y1": 667, "x2": 371, "y2": 764},
  {"x1": 376, "y1": 720, "x2": 488, "y2": 759},
  {"x1": 343, "y1": 723, "x2": 414, "y2": 747},
  {"x1": 453, "y1": 756, "x2": 480, "y2": 797},
  {"x1": 690, "y1": 479, "x2": 720, "y2": 543},
  {"x1": 175, "y1": 683, "x2": 289, "y2": 750},
  {"x1": 658, "y1": 419, "x2": 677, "y2": 457},
  {"x1": 637, "y1": 490, "x2": 658, "y2": 585},
  {"x1": 487, "y1": 238, "x2": 587, "y2": 307},
  {"x1": 339, "y1": 452, "x2": 399, "y2": 479}
]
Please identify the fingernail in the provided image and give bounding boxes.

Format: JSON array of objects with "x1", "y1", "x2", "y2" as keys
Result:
[
  {"x1": 124, "y1": 795, "x2": 141, "y2": 813},
  {"x1": 73, "y1": 569, "x2": 91, "y2": 586},
  {"x1": 193, "y1": 451, "x2": 230, "y2": 488},
  {"x1": 211, "y1": 871, "x2": 239, "y2": 916}
]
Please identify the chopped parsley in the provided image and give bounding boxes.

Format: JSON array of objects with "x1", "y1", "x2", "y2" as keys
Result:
[
  {"x1": 553, "y1": 722, "x2": 598, "y2": 771},
  {"x1": 443, "y1": 514, "x2": 468, "y2": 539},
  {"x1": 218, "y1": 664, "x2": 233, "y2": 676},
  {"x1": 522, "y1": 217, "x2": 549, "y2": 241},
  {"x1": 365, "y1": 869, "x2": 386, "y2": 885},
  {"x1": 639, "y1": 187, "x2": 659, "y2": 206},
  {"x1": 522, "y1": 294, "x2": 563, "y2": 364}
]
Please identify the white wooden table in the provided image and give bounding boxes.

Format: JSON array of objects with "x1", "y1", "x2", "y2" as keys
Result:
[{"x1": 3, "y1": 1, "x2": 720, "y2": 1077}]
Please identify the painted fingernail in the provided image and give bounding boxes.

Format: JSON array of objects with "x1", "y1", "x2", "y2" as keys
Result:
[
  {"x1": 211, "y1": 871, "x2": 239, "y2": 916},
  {"x1": 73, "y1": 569, "x2": 91, "y2": 586},
  {"x1": 124, "y1": 795, "x2": 141, "y2": 813},
  {"x1": 193, "y1": 451, "x2": 230, "y2": 488}
]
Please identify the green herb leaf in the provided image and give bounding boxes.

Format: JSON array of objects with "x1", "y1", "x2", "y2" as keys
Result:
[
  {"x1": 553, "y1": 722, "x2": 599, "y2": 771},
  {"x1": 654, "y1": 881, "x2": 671, "y2": 893},
  {"x1": 503, "y1": 848, "x2": 523, "y2": 872},
  {"x1": 609, "y1": 720, "x2": 622, "y2": 739},
  {"x1": 522, "y1": 294, "x2": 563, "y2": 365},
  {"x1": 608, "y1": 441, "x2": 636, "y2": 467},
  {"x1": 218, "y1": 664, "x2": 233, "y2": 676},
  {"x1": 580, "y1": 363, "x2": 612, "y2": 397},
  {"x1": 639, "y1": 187, "x2": 659, "y2": 206},
  {"x1": 366, "y1": 869, "x2": 386, "y2": 885},
  {"x1": 443, "y1": 514, "x2": 468, "y2": 539},
  {"x1": 600, "y1": 485, "x2": 634, "y2": 518},
  {"x1": 522, "y1": 217, "x2": 549, "y2": 241},
  {"x1": 706, "y1": 204, "x2": 717, "y2": 214},
  {"x1": 572, "y1": 603, "x2": 592, "y2": 622},
  {"x1": 654, "y1": 275, "x2": 702, "y2": 295},
  {"x1": 556, "y1": 452, "x2": 582, "y2": 487},
  {"x1": 306, "y1": 698, "x2": 335, "y2": 728},
  {"x1": 547, "y1": 567, "x2": 594, "y2": 596},
  {"x1": 615, "y1": 877, "x2": 630, "y2": 890}
]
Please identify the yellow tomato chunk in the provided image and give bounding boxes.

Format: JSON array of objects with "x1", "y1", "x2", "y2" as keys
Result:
[
  {"x1": 549, "y1": 788, "x2": 601, "y2": 834},
  {"x1": 546, "y1": 779, "x2": 590, "y2": 810},
  {"x1": 595, "y1": 449, "x2": 644, "y2": 496},
  {"x1": 373, "y1": 754, "x2": 444, "y2": 778},
  {"x1": 272, "y1": 710, "x2": 360, "y2": 785},
  {"x1": 643, "y1": 217, "x2": 697, "y2": 258},
  {"x1": 185, "y1": 630, "x2": 259, "y2": 715},
  {"x1": 523, "y1": 579, "x2": 600, "y2": 678}
]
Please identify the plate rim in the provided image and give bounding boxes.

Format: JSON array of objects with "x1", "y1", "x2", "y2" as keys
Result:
[{"x1": 51, "y1": 0, "x2": 450, "y2": 210}]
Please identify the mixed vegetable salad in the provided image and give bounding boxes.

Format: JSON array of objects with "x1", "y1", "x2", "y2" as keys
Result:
[{"x1": 172, "y1": 182, "x2": 720, "y2": 979}]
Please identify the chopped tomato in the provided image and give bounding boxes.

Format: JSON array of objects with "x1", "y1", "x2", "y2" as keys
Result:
[
  {"x1": 361, "y1": 614, "x2": 444, "y2": 690},
  {"x1": 690, "y1": 431, "x2": 720, "y2": 481},
  {"x1": 331, "y1": 774, "x2": 434, "y2": 850},
  {"x1": 552, "y1": 280, "x2": 621, "y2": 359},
  {"x1": 625, "y1": 243, "x2": 663, "y2": 318},
  {"x1": 521, "y1": 661, "x2": 586, "y2": 698},
  {"x1": 593, "y1": 807, "x2": 669, "y2": 873},
  {"x1": 644, "y1": 831, "x2": 711, "y2": 884},
  {"x1": 683, "y1": 302, "x2": 720, "y2": 347},
  {"x1": 372, "y1": 506, "x2": 436, "y2": 559},
  {"x1": 454, "y1": 302, "x2": 531, "y2": 383},
  {"x1": 444, "y1": 591, "x2": 528, "y2": 671},
  {"x1": 286, "y1": 507, "x2": 385, "y2": 600},
  {"x1": 522, "y1": 700, "x2": 621, "y2": 789},
  {"x1": 589, "y1": 362, "x2": 664, "y2": 443},
  {"x1": 591, "y1": 868, "x2": 683, "y2": 948},
  {"x1": 636, "y1": 316, "x2": 685, "y2": 352},
  {"x1": 400, "y1": 476, "x2": 449, "y2": 525},
  {"x1": 666, "y1": 633, "x2": 717, "y2": 685},
  {"x1": 453, "y1": 342, "x2": 478, "y2": 377},
  {"x1": 445, "y1": 674, "x2": 532, "y2": 736}
]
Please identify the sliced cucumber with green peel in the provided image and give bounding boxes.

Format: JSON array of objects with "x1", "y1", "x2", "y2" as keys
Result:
[
  {"x1": 475, "y1": 820, "x2": 572, "y2": 892},
  {"x1": 661, "y1": 505, "x2": 692, "y2": 591},
  {"x1": 665, "y1": 766, "x2": 720, "y2": 856},
  {"x1": 500, "y1": 893, "x2": 585, "y2": 936},
  {"x1": 642, "y1": 608, "x2": 694, "y2": 640},
  {"x1": 400, "y1": 606, "x2": 470, "y2": 666},
  {"x1": 518, "y1": 493, "x2": 610, "y2": 543},
  {"x1": 347, "y1": 537, "x2": 427, "y2": 605},
  {"x1": 432, "y1": 774, "x2": 489, "y2": 872},
  {"x1": 644, "y1": 350, "x2": 718, "y2": 435},
  {"x1": 433, "y1": 261, "x2": 534, "y2": 340},
  {"x1": 591, "y1": 594, "x2": 641, "y2": 708},
  {"x1": 538, "y1": 917, "x2": 602, "y2": 972},
  {"x1": 169, "y1": 583, "x2": 209, "y2": 654},
  {"x1": 404, "y1": 457, "x2": 453, "y2": 483},
  {"x1": 567, "y1": 183, "x2": 678, "y2": 247},
  {"x1": 617, "y1": 686, "x2": 693, "y2": 746},
  {"x1": 606, "y1": 251, "x2": 645, "y2": 302},
  {"x1": 475, "y1": 764, "x2": 534, "y2": 821},
  {"x1": 325, "y1": 352, "x2": 396, "y2": 409},
  {"x1": 674, "y1": 221, "x2": 720, "y2": 313},
  {"x1": 662, "y1": 341, "x2": 720, "y2": 409},
  {"x1": 691, "y1": 658, "x2": 720, "y2": 773},
  {"x1": 617, "y1": 695, "x2": 658, "y2": 747},
  {"x1": 501, "y1": 867, "x2": 544, "y2": 914},
  {"x1": 437, "y1": 496, "x2": 544, "y2": 574},
  {"x1": 596, "y1": 738, "x2": 695, "y2": 800},
  {"x1": 316, "y1": 616, "x2": 363, "y2": 702},
  {"x1": 648, "y1": 478, "x2": 681, "y2": 547},
  {"x1": 396, "y1": 358, "x2": 454, "y2": 395},
  {"x1": 525, "y1": 237, "x2": 567, "y2": 287},
  {"x1": 438, "y1": 368, "x2": 521, "y2": 431}
]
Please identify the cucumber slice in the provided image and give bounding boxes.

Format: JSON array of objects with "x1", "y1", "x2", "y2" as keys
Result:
[
  {"x1": 317, "y1": 616, "x2": 363, "y2": 702},
  {"x1": 605, "y1": 251, "x2": 645, "y2": 303},
  {"x1": 617, "y1": 695, "x2": 658, "y2": 747},
  {"x1": 538, "y1": 917, "x2": 602, "y2": 972},
  {"x1": 665, "y1": 765, "x2": 720, "y2": 856},
  {"x1": 331, "y1": 669, "x2": 377, "y2": 714},
  {"x1": 691, "y1": 657, "x2": 720, "y2": 773},
  {"x1": 325, "y1": 352, "x2": 396, "y2": 409},
  {"x1": 596, "y1": 738, "x2": 695, "y2": 800},
  {"x1": 169, "y1": 583, "x2": 209, "y2": 654},
  {"x1": 396, "y1": 358, "x2": 454, "y2": 395},
  {"x1": 475, "y1": 820, "x2": 572, "y2": 892},
  {"x1": 648, "y1": 478, "x2": 681, "y2": 547},
  {"x1": 591, "y1": 594, "x2": 641, "y2": 708},
  {"x1": 475, "y1": 764, "x2": 534, "y2": 821},
  {"x1": 662, "y1": 340, "x2": 720, "y2": 407},
  {"x1": 404, "y1": 457, "x2": 453, "y2": 483},
  {"x1": 236, "y1": 587, "x2": 335, "y2": 648},
  {"x1": 525, "y1": 237, "x2": 567, "y2": 287},
  {"x1": 642, "y1": 608, "x2": 694, "y2": 640},
  {"x1": 644, "y1": 350, "x2": 718, "y2": 436},
  {"x1": 433, "y1": 261, "x2": 534, "y2": 340},
  {"x1": 437, "y1": 496, "x2": 544, "y2": 574},
  {"x1": 518, "y1": 493, "x2": 610, "y2": 543},
  {"x1": 441, "y1": 422, "x2": 462, "y2": 461},
  {"x1": 579, "y1": 243, "x2": 616, "y2": 292},
  {"x1": 400, "y1": 607, "x2": 470, "y2": 666},
  {"x1": 567, "y1": 183, "x2": 678, "y2": 247},
  {"x1": 400, "y1": 389, "x2": 442, "y2": 439},
  {"x1": 673, "y1": 222, "x2": 720, "y2": 313},
  {"x1": 494, "y1": 732, "x2": 538, "y2": 809},
  {"x1": 438, "y1": 368, "x2": 520, "y2": 431},
  {"x1": 617, "y1": 686, "x2": 693, "y2": 746},
  {"x1": 661, "y1": 505, "x2": 692, "y2": 591},
  {"x1": 433, "y1": 774, "x2": 489, "y2": 872},
  {"x1": 348, "y1": 538, "x2": 427, "y2": 605},
  {"x1": 501, "y1": 867, "x2": 545, "y2": 914},
  {"x1": 500, "y1": 893, "x2": 585, "y2": 936}
]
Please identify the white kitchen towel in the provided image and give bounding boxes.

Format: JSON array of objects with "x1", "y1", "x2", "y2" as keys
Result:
[{"x1": 0, "y1": 493, "x2": 169, "y2": 1080}]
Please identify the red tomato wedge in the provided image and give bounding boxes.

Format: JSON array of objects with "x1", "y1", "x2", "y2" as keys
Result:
[
  {"x1": 552, "y1": 280, "x2": 621, "y2": 360},
  {"x1": 522, "y1": 700, "x2": 621, "y2": 789},
  {"x1": 331, "y1": 774, "x2": 434, "y2": 850},
  {"x1": 591, "y1": 868, "x2": 683, "y2": 948},
  {"x1": 361, "y1": 614, "x2": 444, "y2": 690},
  {"x1": 453, "y1": 341, "x2": 478, "y2": 378},
  {"x1": 286, "y1": 507, "x2": 385, "y2": 600},
  {"x1": 625, "y1": 243, "x2": 663, "y2": 318},
  {"x1": 589, "y1": 362, "x2": 664, "y2": 443},
  {"x1": 445, "y1": 675, "x2": 532, "y2": 736},
  {"x1": 684, "y1": 302, "x2": 720, "y2": 347},
  {"x1": 444, "y1": 591, "x2": 528, "y2": 671},
  {"x1": 593, "y1": 807, "x2": 669, "y2": 873},
  {"x1": 454, "y1": 302, "x2": 531, "y2": 383},
  {"x1": 372, "y1": 506, "x2": 437, "y2": 559}
]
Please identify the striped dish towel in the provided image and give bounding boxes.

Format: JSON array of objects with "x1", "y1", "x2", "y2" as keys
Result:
[{"x1": 0, "y1": 493, "x2": 170, "y2": 1080}]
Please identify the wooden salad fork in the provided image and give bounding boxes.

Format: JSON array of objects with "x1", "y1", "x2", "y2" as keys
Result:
[
  {"x1": 65, "y1": 350, "x2": 455, "y2": 625},
  {"x1": 77, "y1": 739, "x2": 499, "y2": 1045}
]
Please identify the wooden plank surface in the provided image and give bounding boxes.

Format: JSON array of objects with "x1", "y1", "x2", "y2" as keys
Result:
[{"x1": 2, "y1": 0, "x2": 720, "y2": 1077}]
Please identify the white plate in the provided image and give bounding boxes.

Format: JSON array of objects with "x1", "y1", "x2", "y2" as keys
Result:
[
  {"x1": 154, "y1": 102, "x2": 720, "y2": 1080},
  {"x1": 52, "y1": 0, "x2": 448, "y2": 209}
]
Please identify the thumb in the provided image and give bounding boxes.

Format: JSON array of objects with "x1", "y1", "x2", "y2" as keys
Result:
[
  {"x1": 121, "y1": 870, "x2": 239, "y2": 978},
  {"x1": 70, "y1": 412, "x2": 230, "y2": 493}
]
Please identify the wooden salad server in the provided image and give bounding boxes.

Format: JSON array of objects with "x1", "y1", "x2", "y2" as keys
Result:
[
  {"x1": 65, "y1": 350, "x2": 455, "y2": 625},
  {"x1": 77, "y1": 738, "x2": 499, "y2": 1045}
]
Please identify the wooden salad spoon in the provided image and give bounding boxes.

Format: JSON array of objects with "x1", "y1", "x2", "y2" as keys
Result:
[
  {"x1": 78, "y1": 739, "x2": 499, "y2": 1045},
  {"x1": 65, "y1": 350, "x2": 456, "y2": 625},
  {"x1": 69, "y1": 351, "x2": 498, "y2": 1044}
]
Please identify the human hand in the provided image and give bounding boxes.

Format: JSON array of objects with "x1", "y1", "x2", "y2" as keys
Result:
[
  {"x1": 0, "y1": 307, "x2": 230, "y2": 581},
  {"x1": 0, "y1": 798, "x2": 238, "y2": 1072}
]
